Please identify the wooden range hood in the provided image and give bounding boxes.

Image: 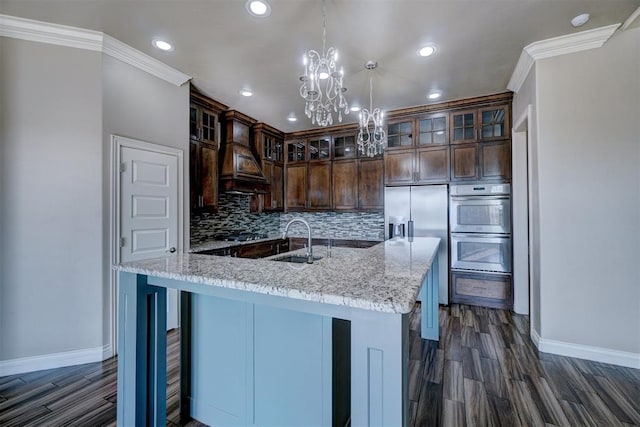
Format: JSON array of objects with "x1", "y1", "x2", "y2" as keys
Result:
[{"x1": 219, "y1": 110, "x2": 269, "y2": 194}]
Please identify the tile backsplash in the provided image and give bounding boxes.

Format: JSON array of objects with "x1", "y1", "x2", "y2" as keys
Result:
[{"x1": 190, "y1": 193, "x2": 385, "y2": 246}]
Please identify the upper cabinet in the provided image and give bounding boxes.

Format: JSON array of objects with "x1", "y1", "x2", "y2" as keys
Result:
[
  {"x1": 385, "y1": 95, "x2": 512, "y2": 185},
  {"x1": 253, "y1": 123, "x2": 285, "y2": 212},
  {"x1": 189, "y1": 88, "x2": 227, "y2": 212},
  {"x1": 450, "y1": 104, "x2": 510, "y2": 144},
  {"x1": 284, "y1": 127, "x2": 384, "y2": 212},
  {"x1": 385, "y1": 113, "x2": 450, "y2": 185}
]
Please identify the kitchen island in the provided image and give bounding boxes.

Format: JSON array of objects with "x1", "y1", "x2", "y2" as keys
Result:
[{"x1": 114, "y1": 237, "x2": 440, "y2": 427}]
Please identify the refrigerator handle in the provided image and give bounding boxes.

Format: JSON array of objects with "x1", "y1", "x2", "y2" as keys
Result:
[{"x1": 407, "y1": 220, "x2": 414, "y2": 238}]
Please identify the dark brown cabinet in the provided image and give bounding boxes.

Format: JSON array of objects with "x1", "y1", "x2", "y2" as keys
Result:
[
  {"x1": 285, "y1": 129, "x2": 384, "y2": 212},
  {"x1": 450, "y1": 271, "x2": 513, "y2": 310},
  {"x1": 358, "y1": 158, "x2": 384, "y2": 211},
  {"x1": 285, "y1": 163, "x2": 308, "y2": 211},
  {"x1": 189, "y1": 89, "x2": 227, "y2": 212},
  {"x1": 308, "y1": 162, "x2": 332, "y2": 210},
  {"x1": 253, "y1": 123, "x2": 285, "y2": 212},
  {"x1": 451, "y1": 144, "x2": 478, "y2": 181},
  {"x1": 451, "y1": 104, "x2": 510, "y2": 144},
  {"x1": 385, "y1": 113, "x2": 450, "y2": 185},
  {"x1": 480, "y1": 140, "x2": 511, "y2": 181},
  {"x1": 333, "y1": 160, "x2": 358, "y2": 210}
]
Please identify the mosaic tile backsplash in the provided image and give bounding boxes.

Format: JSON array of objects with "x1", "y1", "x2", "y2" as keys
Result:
[{"x1": 190, "y1": 193, "x2": 385, "y2": 246}]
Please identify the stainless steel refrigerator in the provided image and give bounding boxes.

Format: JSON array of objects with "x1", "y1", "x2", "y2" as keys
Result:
[{"x1": 384, "y1": 185, "x2": 449, "y2": 304}]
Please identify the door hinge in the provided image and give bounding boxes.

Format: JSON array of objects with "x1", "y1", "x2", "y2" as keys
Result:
[
  {"x1": 120, "y1": 162, "x2": 126, "y2": 173},
  {"x1": 120, "y1": 237, "x2": 126, "y2": 247}
]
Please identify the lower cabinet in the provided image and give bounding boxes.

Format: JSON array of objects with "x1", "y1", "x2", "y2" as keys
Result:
[
  {"x1": 190, "y1": 295, "x2": 333, "y2": 426},
  {"x1": 450, "y1": 271, "x2": 513, "y2": 309}
]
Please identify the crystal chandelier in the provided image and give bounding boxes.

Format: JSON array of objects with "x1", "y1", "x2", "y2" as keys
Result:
[
  {"x1": 299, "y1": 0, "x2": 348, "y2": 127},
  {"x1": 357, "y1": 61, "x2": 386, "y2": 157}
]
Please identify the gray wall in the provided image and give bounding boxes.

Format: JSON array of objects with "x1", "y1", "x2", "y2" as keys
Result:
[
  {"x1": 101, "y1": 55, "x2": 189, "y2": 342},
  {"x1": 520, "y1": 27, "x2": 640, "y2": 354},
  {"x1": 0, "y1": 38, "x2": 104, "y2": 359},
  {"x1": 0, "y1": 37, "x2": 190, "y2": 363}
]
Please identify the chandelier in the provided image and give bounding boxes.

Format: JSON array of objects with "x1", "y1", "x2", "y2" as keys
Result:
[
  {"x1": 357, "y1": 61, "x2": 386, "y2": 157},
  {"x1": 299, "y1": 0, "x2": 348, "y2": 127}
]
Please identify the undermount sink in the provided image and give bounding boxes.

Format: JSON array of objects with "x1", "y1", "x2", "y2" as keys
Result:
[{"x1": 270, "y1": 255, "x2": 322, "y2": 264}]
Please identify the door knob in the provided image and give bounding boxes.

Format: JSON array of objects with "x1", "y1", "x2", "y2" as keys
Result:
[{"x1": 168, "y1": 247, "x2": 176, "y2": 253}]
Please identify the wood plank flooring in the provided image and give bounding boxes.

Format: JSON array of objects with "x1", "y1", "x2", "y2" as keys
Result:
[{"x1": 1, "y1": 303, "x2": 638, "y2": 426}]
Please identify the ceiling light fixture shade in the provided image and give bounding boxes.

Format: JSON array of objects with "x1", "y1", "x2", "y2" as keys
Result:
[
  {"x1": 357, "y1": 61, "x2": 386, "y2": 158},
  {"x1": 299, "y1": 0, "x2": 348, "y2": 127}
]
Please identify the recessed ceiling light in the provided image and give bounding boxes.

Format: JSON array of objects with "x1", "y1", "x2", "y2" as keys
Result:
[
  {"x1": 418, "y1": 45, "x2": 437, "y2": 57},
  {"x1": 240, "y1": 89, "x2": 253, "y2": 97},
  {"x1": 287, "y1": 116, "x2": 297, "y2": 122},
  {"x1": 350, "y1": 106, "x2": 361, "y2": 112},
  {"x1": 152, "y1": 39, "x2": 174, "y2": 51},
  {"x1": 427, "y1": 91, "x2": 442, "y2": 100},
  {"x1": 246, "y1": 0, "x2": 271, "y2": 17},
  {"x1": 571, "y1": 13, "x2": 590, "y2": 27}
]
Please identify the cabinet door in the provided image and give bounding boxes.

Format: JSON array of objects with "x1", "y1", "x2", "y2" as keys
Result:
[
  {"x1": 200, "y1": 142, "x2": 219, "y2": 210},
  {"x1": 450, "y1": 109, "x2": 478, "y2": 144},
  {"x1": 479, "y1": 105, "x2": 510, "y2": 141},
  {"x1": 451, "y1": 144, "x2": 478, "y2": 181},
  {"x1": 358, "y1": 158, "x2": 384, "y2": 211},
  {"x1": 287, "y1": 140, "x2": 307, "y2": 163},
  {"x1": 309, "y1": 137, "x2": 331, "y2": 161},
  {"x1": 480, "y1": 140, "x2": 511, "y2": 181},
  {"x1": 271, "y1": 163, "x2": 284, "y2": 210},
  {"x1": 308, "y1": 162, "x2": 332, "y2": 210},
  {"x1": 417, "y1": 113, "x2": 448, "y2": 146},
  {"x1": 200, "y1": 106, "x2": 219, "y2": 145},
  {"x1": 333, "y1": 160, "x2": 358, "y2": 211},
  {"x1": 386, "y1": 120, "x2": 414, "y2": 149},
  {"x1": 416, "y1": 146, "x2": 450, "y2": 183},
  {"x1": 190, "y1": 140, "x2": 200, "y2": 210},
  {"x1": 261, "y1": 161, "x2": 274, "y2": 211},
  {"x1": 384, "y1": 149, "x2": 415, "y2": 185},
  {"x1": 285, "y1": 164, "x2": 307, "y2": 211}
]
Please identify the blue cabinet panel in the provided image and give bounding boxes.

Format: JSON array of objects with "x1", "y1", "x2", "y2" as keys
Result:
[
  {"x1": 254, "y1": 305, "x2": 332, "y2": 427},
  {"x1": 191, "y1": 294, "x2": 253, "y2": 426}
]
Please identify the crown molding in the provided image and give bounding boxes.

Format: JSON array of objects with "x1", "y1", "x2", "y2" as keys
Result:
[
  {"x1": 508, "y1": 23, "x2": 621, "y2": 93},
  {"x1": 102, "y1": 35, "x2": 190, "y2": 86},
  {"x1": 0, "y1": 14, "x2": 190, "y2": 87},
  {"x1": 0, "y1": 13, "x2": 103, "y2": 51},
  {"x1": 621, "y1": 6, "x2": 640, "y2": 31}
]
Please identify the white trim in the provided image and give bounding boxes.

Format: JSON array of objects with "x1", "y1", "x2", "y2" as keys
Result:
[
  {"x1": 530, "y1": 327, "x2": 541, "y2": 348},
  {"x1": 103, "y1": 34, "x2": 190, "y2": 86},
  {"x1": 508, "y1": 24, "x2": 621, "y2": 93},
  {"x1": 532, "y1": 333, "x2": 640, "y2": 370},
  {"x1": 0, "y1": 344, "x2": 112, "y2": 376},
  {"x1": 621, "y1": 6, "x2": 640, "y2": 31},
  {"x1": 0, "y1": 14, "x2": 103, "y2": 51},
  {"x1": 109, "y1": 135, "x2": 184, "y2": 356},
  {"x1": 0, "y1": 14, "x2": 190, "y2": 87}
]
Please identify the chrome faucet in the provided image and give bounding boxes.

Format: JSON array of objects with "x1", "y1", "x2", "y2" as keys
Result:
[{"x1": 282, "y1": 218, "x2": 314, "y2": 263}]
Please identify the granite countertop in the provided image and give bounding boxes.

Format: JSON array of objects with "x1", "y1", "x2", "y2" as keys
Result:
[{"x1": 115, "y1": 237, "x2": 440, "y2": 314}]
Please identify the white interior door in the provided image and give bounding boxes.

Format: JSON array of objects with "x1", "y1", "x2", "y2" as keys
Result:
[{"x1": 120, "y1": 144, "x2": 180, "y2": 330}]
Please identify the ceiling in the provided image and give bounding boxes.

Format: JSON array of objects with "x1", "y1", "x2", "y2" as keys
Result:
[{"x1": 1, "y1": 0, "x2": 638, "y2": 132}]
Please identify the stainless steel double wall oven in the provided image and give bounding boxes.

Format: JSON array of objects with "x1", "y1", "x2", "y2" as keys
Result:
[{"x1": 449, "y1": 184, "x2": 513, "y2": 308}]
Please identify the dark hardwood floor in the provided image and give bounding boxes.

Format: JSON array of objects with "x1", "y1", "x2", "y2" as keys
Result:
[{"x1": 1, "y1": 304, "x2": 638, "y2": 426}]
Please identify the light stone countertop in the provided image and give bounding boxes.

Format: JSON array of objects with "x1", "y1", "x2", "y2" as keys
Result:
[
  {"x1": 189, "y1": 235, "x2": 384, "y2": 253},
  {"x1": 115, "y1": 237, "x2": 440, "y2": 314}
]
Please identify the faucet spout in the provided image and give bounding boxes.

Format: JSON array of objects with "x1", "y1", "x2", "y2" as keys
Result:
[{"x1": 282, "y1": 218, "x2": 314, "y2": 263}]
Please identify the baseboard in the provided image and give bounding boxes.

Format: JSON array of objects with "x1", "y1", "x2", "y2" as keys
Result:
[
  {"x1": 0, "y1": 344, "x2": 112, "y2": 377},
  {"x1": 530, "y1": 328, "x2": 640, "y2": 369}
]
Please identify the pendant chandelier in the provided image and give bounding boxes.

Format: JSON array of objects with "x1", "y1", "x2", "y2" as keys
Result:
[
  {"x1": 299, "y1": 0, "x2": 348, "y2": 127},
  {"x1": 357, "y1": 61, "x2": 386, "y2": 157}
]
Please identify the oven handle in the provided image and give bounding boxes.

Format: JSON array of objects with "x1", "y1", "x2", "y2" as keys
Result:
[
  {"x1": 450, "y1": 196, "x2": 510, "y2": 201},
  {"x1": 450, "y1": 232, "x2": 511, "y2": 239}
]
